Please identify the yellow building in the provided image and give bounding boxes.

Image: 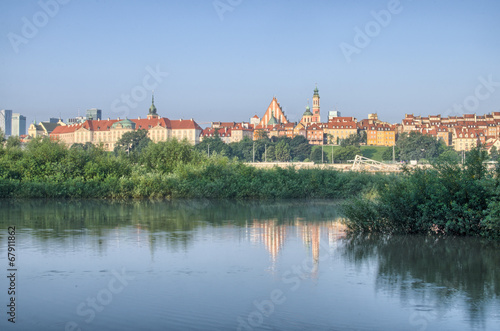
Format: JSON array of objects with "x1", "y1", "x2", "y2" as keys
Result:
[
  {"x1": 324, "y1": 121, "x2": 358, "y2": 144},
  {"x1": 453, "y1": 127, "x2": 479, "y2": 151},
  {"x1": 367, "y1": 124, "x2": 396, "y2": 146}
]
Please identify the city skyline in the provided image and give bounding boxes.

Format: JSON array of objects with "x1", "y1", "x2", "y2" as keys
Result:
[{"x1": 1, "y1": 0, "x2": 500, "y2": 125}]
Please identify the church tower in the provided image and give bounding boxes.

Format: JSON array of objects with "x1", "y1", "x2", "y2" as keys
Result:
[
  {"x1": 147, "y1": 91, "x2": 159, "y2": 119},
  {"x1": 312, "y1": 85, "x2": 320, "y2": 123}
]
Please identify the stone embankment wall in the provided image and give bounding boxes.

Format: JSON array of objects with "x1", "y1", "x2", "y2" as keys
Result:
[{"x1": 245, "y1": 162, "x2": 432, "y2": 172}]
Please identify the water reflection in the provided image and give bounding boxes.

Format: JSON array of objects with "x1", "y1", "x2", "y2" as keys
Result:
[
  {"x1": 0, "y1": 199, "x2": 345, "y2": 254},
  {"x1": 0, "y1": 200, "x2": 499, "y2": 330},
  {"x1": 341, "y1": 233, "x2": 500, "y2": 330}
]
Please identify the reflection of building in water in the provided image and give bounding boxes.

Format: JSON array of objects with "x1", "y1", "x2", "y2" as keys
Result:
[
  {"x1": 250, "y1": 220, "x2": 287, "y2": 262},
  {"x1": 300, "y1": 220, "x2": 347, "y2": 277},
  {"x1": 300, "y1": 223, "x2": 321, "y2": 277},
  {"x1": 248, "y1": 219, "x2": 346, "y2": 266},
  {"x1": 328, "y1": 221, "x2": 347, "y2": 247}
]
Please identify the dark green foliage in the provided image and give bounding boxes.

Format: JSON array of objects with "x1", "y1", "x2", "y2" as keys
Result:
[
  {"x1": 289, "y1": 135, "x2": 311, "y2": 161},
  {"x1": 275, "y1": 140, "x2": 291, "y2": 161},
  {"x1": 265, "y1": 145, "x2": 275, "y2": 162},
  {"x1": 397, "y1": 131, "x2": 446, "y2": 161},
  {"x1": 490, "y1": 146, "x2": 498, "y2": 162},
  {"x1": 340, "y1": 133, "x2": 362, "y2": 147},
  {"x1": 5, "y1": 136, "x2": 21, "y2": 149},
  {"x1": 332, "y1": 146, "x2": 360, "y2": 163},
  {"x1": 436, "y1": 149, "x2": 461, "y2": 164},
  {"x1": 0, "y1": 136, "x2": 389, "y2": 201},
  {"x1": 196, "y1": 135, "x2": 231, "y2": 157},
  {"x1": 114, "y1": 129, "x2": 151, "y2": 160},
  {"x1": 381, "y1": 146, "x2": 399, "y2": 161},
  {"x1": 310, "y1": 147, "x2": 326, "y2": 163},
  {"x1": 141, "y1": 139, "x2": 201, "y2": 174},
  {"x1": 342, "y1": 146, "x2": 500, "y2": 239}
]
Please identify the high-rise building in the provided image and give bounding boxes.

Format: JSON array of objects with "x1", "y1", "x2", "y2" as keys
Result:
[
  {"x1": 11, "y1": 113, "x2": 27, "y2": 136},
  {"x1": 67, "y1": 116, "x2": 86, "y2": 124},
  {"x1": 328, "y1": 110, "x2": 341, "y2": 120},
  {"x1": 49, "y1": 118, "x2": 60, "y2": 124},
  {"x1": 86, "y1": 108, "x2": 102, "y2": 120},
  {"x1": 0, "y1": 109, "x2": 13, "y2": 137}
]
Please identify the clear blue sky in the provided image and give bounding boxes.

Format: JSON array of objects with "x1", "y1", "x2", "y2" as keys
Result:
[{"x1": 1, "y1": 0, "x2": 500, "y2": 125}]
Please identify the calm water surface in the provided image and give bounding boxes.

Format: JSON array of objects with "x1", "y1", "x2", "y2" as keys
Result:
[{"x1": 0, "y1": 200, "x2": 499, "y2": 331}]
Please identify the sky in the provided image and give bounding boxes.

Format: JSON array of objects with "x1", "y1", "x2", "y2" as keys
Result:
[{"x1": 1, "y1": 0, "x2": 500, "y2": 126}]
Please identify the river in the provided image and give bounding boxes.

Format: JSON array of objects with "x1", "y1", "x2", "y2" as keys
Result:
[{"x1": 0, "y1": 200, "x2": 499, "y2": 330}]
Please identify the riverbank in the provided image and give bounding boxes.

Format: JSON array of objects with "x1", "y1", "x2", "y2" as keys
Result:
[{"x1": 341, "y1": 148, "x2": 500, "y2": 240}]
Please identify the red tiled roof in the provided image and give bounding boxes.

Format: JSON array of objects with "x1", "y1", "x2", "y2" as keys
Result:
[{"x1": 170, "y1": 119, "x2": 202, "y2": 130}]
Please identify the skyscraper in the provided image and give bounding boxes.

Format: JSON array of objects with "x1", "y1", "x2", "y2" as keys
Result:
[
  {"x1": 0, "y1": 109, "x2": 13, "y2": 137},
  {"x1": 86, "y1": 108, "x2": 102, "y2": 120},
  {"x1": 12, "y1": 113, "x2": 27, "y2": 136}
]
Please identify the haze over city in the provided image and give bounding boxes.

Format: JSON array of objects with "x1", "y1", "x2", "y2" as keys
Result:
[{"x1": 1, "y1": 0, "x2": 500, "y2": 125}]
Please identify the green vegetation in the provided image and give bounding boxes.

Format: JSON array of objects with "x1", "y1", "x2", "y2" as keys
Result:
[
  {"x1": 0, "y1": 136, "x2": 389, "y2": 200},
  {"x1": 342, "y1": 147, "x2": 500, "y2": 240}
]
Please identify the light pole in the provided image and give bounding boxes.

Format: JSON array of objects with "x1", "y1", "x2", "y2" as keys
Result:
[
  {"x1": 265, "y1": 144, "x2": 267, "y2": 162},
  {"x1": 208, "y1": 143, "x2": 210, "y2": 157},
  {"x1": 253, "y1": 142, "x2": 255, "y2": 163},
  {"x1": 321, "y1": 144, "x2": 324, "y2": 163}
]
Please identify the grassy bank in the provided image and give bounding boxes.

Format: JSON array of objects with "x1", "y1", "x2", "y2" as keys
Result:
[{"x1": 0, "y1": 137, "x2": 389, "y2": 200}]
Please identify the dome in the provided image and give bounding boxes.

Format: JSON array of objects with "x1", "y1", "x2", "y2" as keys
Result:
[
  {"x1": 111, "y1": 118, "x2": 136, "y2": 129},
  {"x1": 303, "y1": 106, "x2": 313, "y2": 116}
]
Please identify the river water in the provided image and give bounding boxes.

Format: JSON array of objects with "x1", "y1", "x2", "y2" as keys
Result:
[{"x1": 0, "y1": 200, "x2": 499, "y2": 331}]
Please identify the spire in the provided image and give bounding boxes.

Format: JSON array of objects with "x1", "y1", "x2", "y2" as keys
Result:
[
  {"x1": 147, "y1": 90, "x2": 159, "y2": 119},
  {"x1": 149, "y1": 91, "x2": 157, "y2": 115}
]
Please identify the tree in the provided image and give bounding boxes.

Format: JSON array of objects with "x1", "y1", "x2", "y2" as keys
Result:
[
  {"x1": 5, "y1": 136, "x2": 21, "y2": 149},
  {"x1": 341, "y1": 133, "x2": 361, "y2": 147},
  {"x1": 359, "y1": 131, "x2": 367, "y2": 144},
  {"x1": 290, "y1": 135, "x2": 311, "y2": 161},
  {"x1": 490, "y1": 146, "x2": 499, "y2": 162},
  {"x1": 196, "y1": 135, "x2": 231, "y2": 157},
  {"x1": 275, "y1": 140, "x2": 291, "y2": 162},
  {"x1": 114, "y1": 129, "x2": 151, "y2": 160},
  {"x1": 265, "y1": 145, "x2": 275, "y2": 162},
  {"x1": 332, "y1": 146, "x2": 361, "y2": 163},
  {"x1": 396, "y1": 132, "x2": 446, "y2": 161},
  {"x1": 436, "y1": 149, "x2": 460, "y2": 164},
  {"x1": 310, "y1": 147, "x2": 325, "y2": 163},
  {"x1": 0, "y1": 128, "x2": 5, "y2": 145},
  {"x1": 255, "y1": 129, "x2": 268, "y2": 140},
  {"x1": 229, "y1": 137, "x2": 253, "y2": 161},
  {"x1": 141, "y1": 138, "x2": 200, "y2": 174},
  {"x1": 382, "y1": 146, "x2": 400, "y2": 161}
]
